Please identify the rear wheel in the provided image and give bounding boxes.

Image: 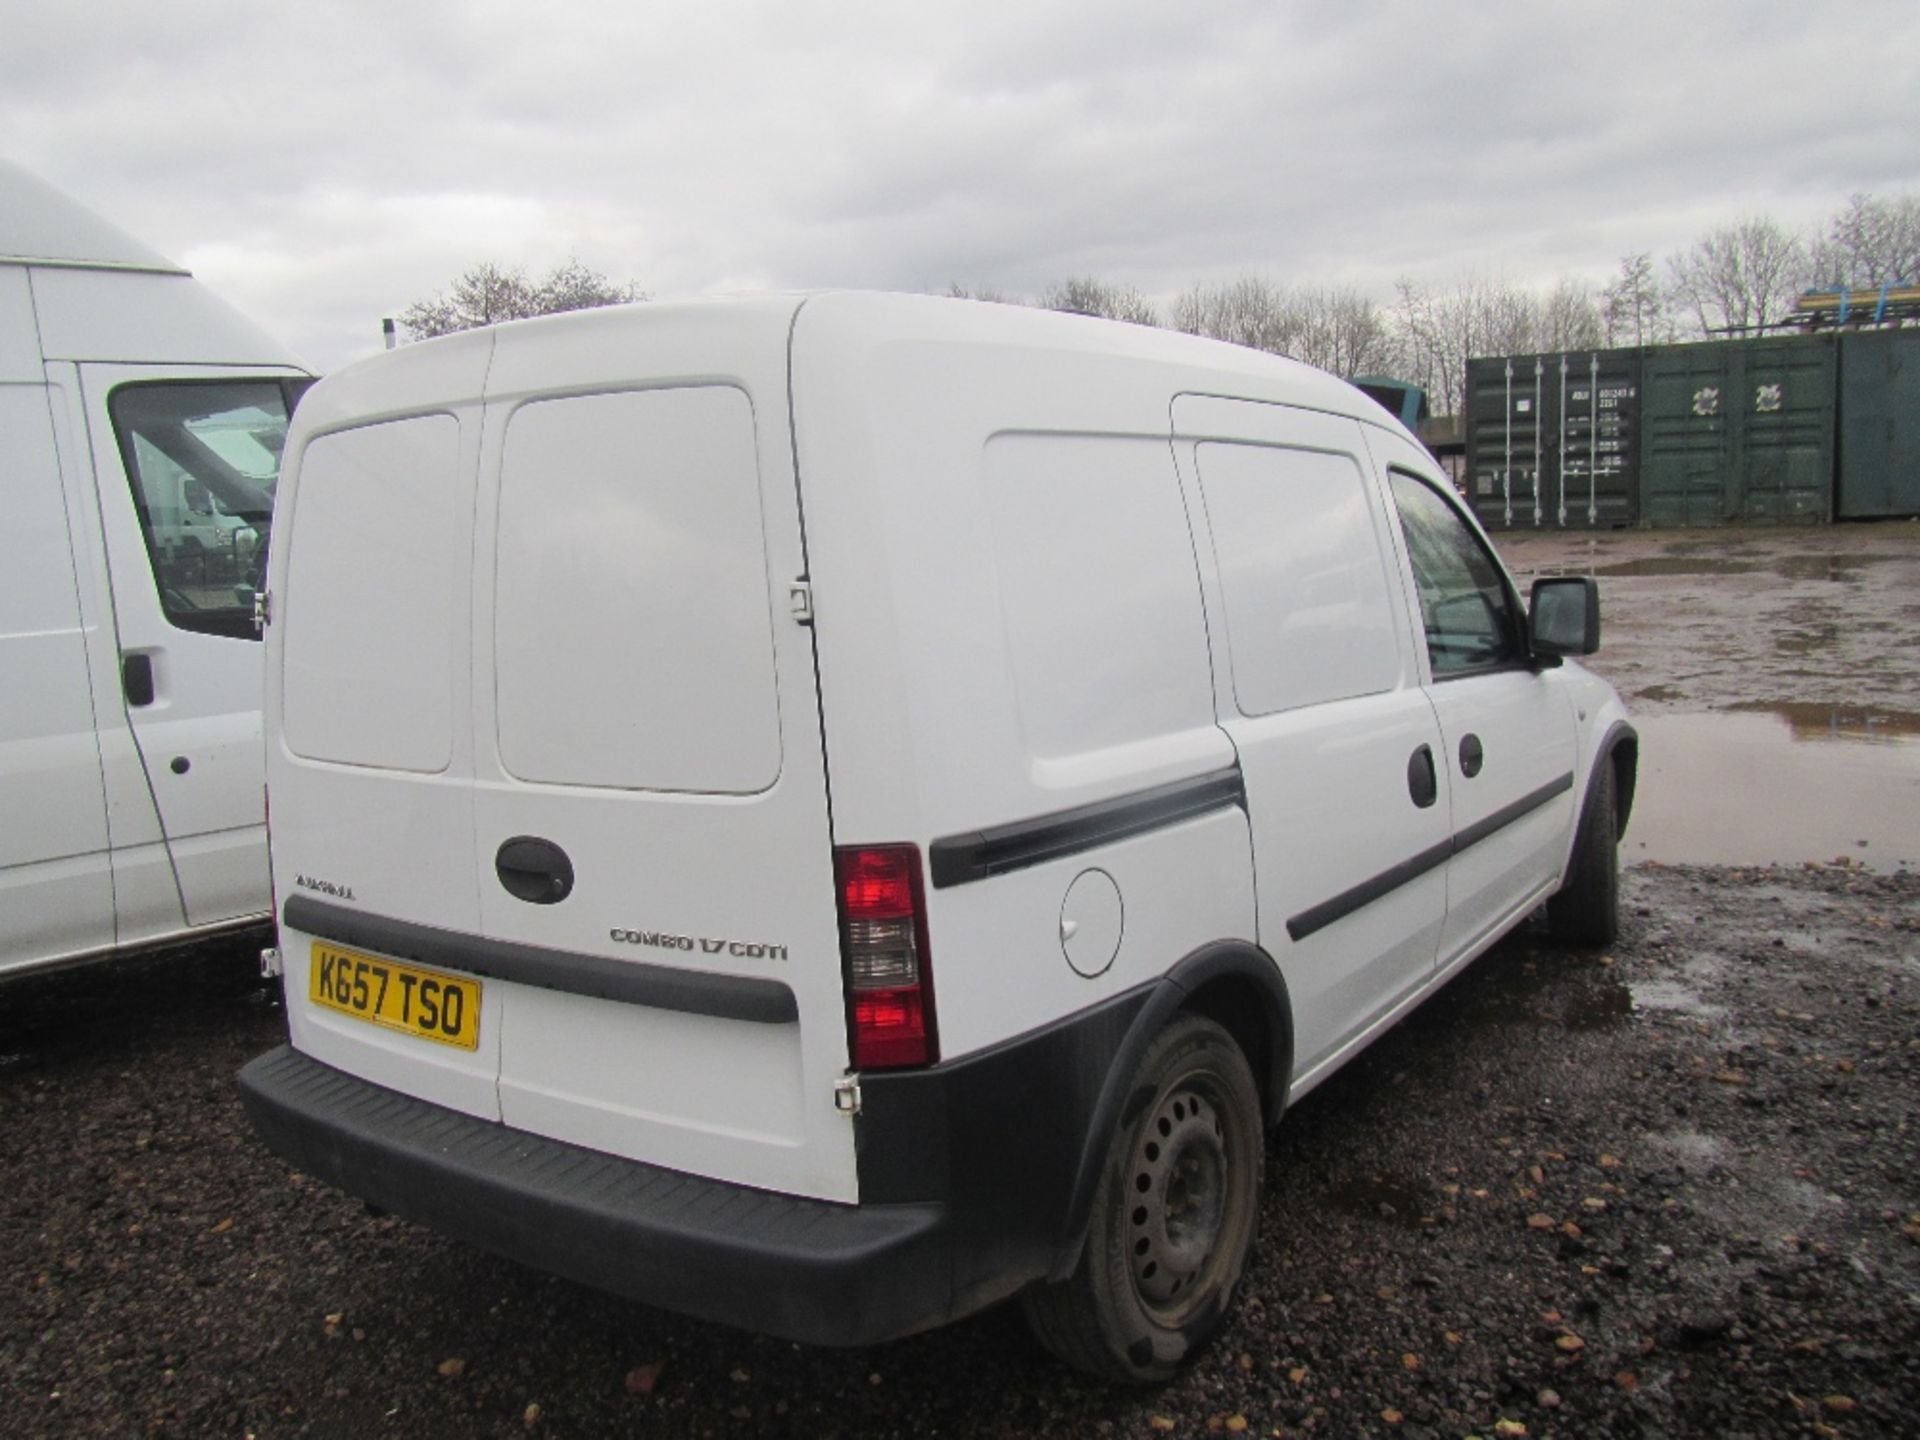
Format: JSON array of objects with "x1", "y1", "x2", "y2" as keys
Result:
[
  {"x1": 1549, "y1": 756, "x2": 1619, "y2": 947},
  {"x1": 1022, "y1": 1014, "x2": 1263, "y2": 1383}
]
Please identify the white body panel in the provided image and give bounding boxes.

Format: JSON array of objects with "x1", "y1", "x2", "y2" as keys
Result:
[
  {"x1": 0, "y1": 162, "x2": 307, "y2": 975},
  {"x1": 263, "y1": 292, "x2": 1620, "y2": 1220}
]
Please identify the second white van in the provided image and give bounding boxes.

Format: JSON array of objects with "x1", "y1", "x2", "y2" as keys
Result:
[
  {"x1": 1, "y1": 160, "x2": 310, "y2": 978},
  {"x1": 241, "y1": 293, "x2": 1634, "y2": 1380}
]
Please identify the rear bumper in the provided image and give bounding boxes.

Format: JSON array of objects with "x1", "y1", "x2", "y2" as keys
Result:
[{"x1": 237, "y1": 1045, "x2": 950, "y2": 1346}]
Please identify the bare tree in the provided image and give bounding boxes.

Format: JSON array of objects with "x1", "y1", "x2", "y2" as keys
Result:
[
  {"x1": 401, "y1": 259, "x2": 643, "y2": 340},
  {"x1": 1810, "y1": 192, "x2": 1920, "y2": 289},
  {"x1": 1038, "y1": 276, "x2": 1159, "y2": 326},
  {"x1": 946, "y1": 282, "x2": 1017, "y2": 305},
  {"x1": 1169, "y1": 277, "x2": 1390, "y2": 375},
  {"x1": 1389, "y1": 273, "x2": 1550, "y2": 416},
  {"x1": 1290, "y1": 286, "x2": 1394, "y2": 375},
  {"x1": 1170, "y1": 275, "x2": 1297, "y2": 352},
  {"x1": 1537, "y1": 277, "x2": 1605, "y2": 352},
  {"x1": 1600, "y1": 253, "x2": 1672, "y2": 347},
  {"x1": 1666, "y1": 218, "x2": 1809, "y2": 336}
]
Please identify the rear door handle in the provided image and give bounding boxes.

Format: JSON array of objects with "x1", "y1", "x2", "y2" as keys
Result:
[
  {"x1": 495, "y1": 836, "x2": 575, "y2": 905},
  {"x1": 1407, "y1": 745, "x2": 1438, "y2": 809}
]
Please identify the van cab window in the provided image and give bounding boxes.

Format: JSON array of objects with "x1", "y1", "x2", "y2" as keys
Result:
[
  {"x1": 1387, "y1": 469, "x2": 1522, "y2": 677},
  {"x1": 109, "y1": 380, "x2": 295, "y2": 640}
]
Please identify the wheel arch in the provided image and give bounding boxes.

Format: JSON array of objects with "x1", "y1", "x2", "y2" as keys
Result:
[
  {"x1": 1049, "y1": 939, "x2": 1292, "y2": 1280},
  {"x1": 1606, "y1": 724, "x2": 1639, "y2": 838}
]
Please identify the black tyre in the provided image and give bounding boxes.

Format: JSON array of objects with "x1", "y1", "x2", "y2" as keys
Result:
[
  {"x1": 1549, "y1": 755, "x2": 1619, "y2": 947},
  {"x1": 1022, "y1": 1014, "x2": 1263, "y2": 1383}
]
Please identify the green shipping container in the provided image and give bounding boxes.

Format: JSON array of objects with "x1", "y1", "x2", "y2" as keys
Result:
[
  {"x1": 1837, "y1": 329, "x2": 1920, "y2": 519},
  {"x1": 1640, "y1": 336, "x2": 1836, "y2": 526}
]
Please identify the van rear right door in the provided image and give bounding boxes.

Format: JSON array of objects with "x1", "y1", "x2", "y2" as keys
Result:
[{"x1": 468, "y1": 304, "x2": 858, "y2": 1204}]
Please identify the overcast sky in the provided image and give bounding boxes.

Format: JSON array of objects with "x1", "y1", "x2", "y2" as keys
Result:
[{"x1": 7, "y1": 1, "x2": 1918, "y2": 372}]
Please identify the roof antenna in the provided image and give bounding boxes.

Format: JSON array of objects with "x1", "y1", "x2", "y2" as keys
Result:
[{"x1": 381, "y1": 317, "x2": 397, "y2": 350}]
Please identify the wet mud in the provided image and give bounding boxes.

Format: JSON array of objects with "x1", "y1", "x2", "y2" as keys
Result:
[{"x1": 1500, "y1": 524, "x2": 1920, "y2": 872}]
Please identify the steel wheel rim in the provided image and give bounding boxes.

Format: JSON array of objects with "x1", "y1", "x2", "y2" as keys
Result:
[{"x1": 1126, "y1": 1076, "x2": 1233, "y2": 1322}]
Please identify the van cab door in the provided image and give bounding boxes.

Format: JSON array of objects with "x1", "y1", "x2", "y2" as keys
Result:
[
  {"x1": 77, "y1": 364, "x2": 305, "y2": 926},
  {"x1": 1173, "y1": 397, "x2": 1448, "y2": 1085},
  {"x1": 1366, "y1": 429, "x2": 1578, "y2": 964}
]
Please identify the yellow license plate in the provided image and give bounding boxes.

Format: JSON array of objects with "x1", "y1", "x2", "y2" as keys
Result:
[{"x1": 308, "y1": 942, "x2": 482, "y2": 1051}]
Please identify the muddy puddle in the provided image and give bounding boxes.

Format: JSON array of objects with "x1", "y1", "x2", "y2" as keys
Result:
[
  {"x1": 1627, "y1": 708, "x2": 1920, "y2": 871},
  {"x1": 1574, "y1": 552, "x2": 1900, "y2": 581}
]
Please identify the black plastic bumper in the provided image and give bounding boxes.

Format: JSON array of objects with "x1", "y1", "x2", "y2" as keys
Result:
[{"x1": 237, "y1": 1045, "x2": 951, "y2": 1346}]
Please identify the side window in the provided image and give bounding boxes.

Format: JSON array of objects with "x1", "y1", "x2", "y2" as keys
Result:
[
  {"x1": 1194, "y1": 441, "x2": 1403, "y2": 714},
  {"x1": 1387, "y1": 469, "x2": 1524, "y2": 677},
  {"x1": 109, "y1": 380, "x2": 295, "y2": 640}
]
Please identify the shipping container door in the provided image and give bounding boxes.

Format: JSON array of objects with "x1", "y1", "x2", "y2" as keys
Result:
[
  {"x1": 1465, "y1": 354, "x2": 1547, "y2": 530},
  {"x1": 1838, "y1": 330, "x2": 1920, "y2": 519},
  {"x1": 1737, "y1": 338, "x2": 1835, "y2": 523},
  {"x1": 1641, "y1": 346, "x2": 1732, "y2": 526},
  {"x1": 1554, "y1": 350, "x2": 1640, "y2": 529}
]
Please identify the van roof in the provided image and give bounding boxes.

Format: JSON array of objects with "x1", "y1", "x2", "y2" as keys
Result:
[
  {"x1": 0, "y1": 159, "x2": 187, "y2": 274},
  {"x1": 306, "y1": 291, "x2": 1395, "y2": 435}
]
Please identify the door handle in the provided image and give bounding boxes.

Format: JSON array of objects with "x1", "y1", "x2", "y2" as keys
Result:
[
  {"x1": 1459, "y1": 733, "x2": 1484, "y2": 778},
  {"x1": 1407, "y1": 745, "x2": 1438, "y2": 809},
  {"x1": 495, "y1": 836, "x2": 575, "y2": 905},
  {"x1": 122, "y1": 653, "x2": 156, "y2": 707}
]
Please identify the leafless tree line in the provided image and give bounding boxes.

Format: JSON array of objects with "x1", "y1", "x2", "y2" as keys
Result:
[
  {"x1": 957, "y1": 191, "x2": 1918, "y2": 416},
  {"x1": 400, "y1": 192, "x2": 1915, "y2": 418}
]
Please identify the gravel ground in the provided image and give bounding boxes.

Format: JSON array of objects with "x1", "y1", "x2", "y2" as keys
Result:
[
  {"x1": 6, "y1": 523, "x2": 1919, "y2": 1438},
  {"x1": 3, "y1": 863, "x2": 1916, "y2": 1439}
]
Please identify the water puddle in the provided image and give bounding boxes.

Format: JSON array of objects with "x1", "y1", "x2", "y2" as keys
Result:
[
  {"x1": 1326, "y1": 1175, "x2": 1437, "y2": 1229},
  {"x1": 1627, "y1": 709, "x2": 1920, "y2": 871},
  {"x1": 1567, "y1": 553, "x2": 1899, "y2": 581},
  {"x1": 1590, "y1": 556, "x2": 1760, "y2": 578},
  {"x1": 1629, "y1": 978, "x2": 1722, "y2": 1020},
  {"x1": 1725, "y1": 701, "x2": 1920, "y2": 741}
]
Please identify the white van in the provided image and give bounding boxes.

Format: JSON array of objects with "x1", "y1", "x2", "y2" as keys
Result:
[
  {"x1": 0, "y1": 161, "x2": 311, "y2": 976},
  {"x1": 240, "y1": 293, "x2": 1635, "y2": 1380}
]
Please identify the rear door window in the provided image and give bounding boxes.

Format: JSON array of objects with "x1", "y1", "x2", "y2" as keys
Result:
[
  {"x1": 492, "y1": 385, "x2": 782, "y2": 794},
  {"x1": 109, "y1": 380, "x2": 299, "y2": 639}
]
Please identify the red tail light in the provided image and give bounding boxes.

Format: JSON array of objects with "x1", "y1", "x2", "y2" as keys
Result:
[{"x1": 836, "y1": 844, "x2": 937, "y2": 1070}]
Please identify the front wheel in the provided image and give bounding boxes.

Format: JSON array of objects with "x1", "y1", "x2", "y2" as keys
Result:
[
  {"x1": 1022, "y1": 1014, "x2": 1264, "y2": 1383},
  {"x1": 1549, "y1": 756, "x2": 1619, "y2": 947}
]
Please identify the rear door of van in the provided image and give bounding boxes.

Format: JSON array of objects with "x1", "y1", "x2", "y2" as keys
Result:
[
  {"x1": 471, "y1": 305, "x2": 856, "y2": 1201},
  {"x1": 272, "y1": 303, "x2": 856, "y2": 1201}
]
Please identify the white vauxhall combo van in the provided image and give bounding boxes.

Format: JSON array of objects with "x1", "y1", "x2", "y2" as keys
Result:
[
  {"x1": 1, "y1": 161, "x2": 310, "y2": 977},
  {"x1": 240, "y1": 293, "x2": 1635, "y2": 1381}
]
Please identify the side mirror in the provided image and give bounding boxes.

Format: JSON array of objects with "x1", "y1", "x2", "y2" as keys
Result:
[{"x1": 1529, "y1": 576, "x2": 1601, "y2": 657}]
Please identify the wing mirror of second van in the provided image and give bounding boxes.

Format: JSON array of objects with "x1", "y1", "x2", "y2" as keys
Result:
[{"x1": 1528, "y1": 576, "x2": 1601, "y2": 659}]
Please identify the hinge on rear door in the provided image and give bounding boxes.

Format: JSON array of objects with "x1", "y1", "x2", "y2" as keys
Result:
[
  {"x1": 259, "y1": 946, "x2": 283, "y2": 979},
  {"x1": 253, "y1": 589, "x2": 272, "y2": 633},
  {"x1": 833, "y1": 1076, "x2": 862, "y2": 1115},
  {"x1": 788, "y1": 581, "x2": 813, "y2": 625}
]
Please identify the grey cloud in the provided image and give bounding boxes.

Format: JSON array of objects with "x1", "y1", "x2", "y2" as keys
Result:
[{"x1": 6, "y1": 1, "x2": 1916, "y2": 370}]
